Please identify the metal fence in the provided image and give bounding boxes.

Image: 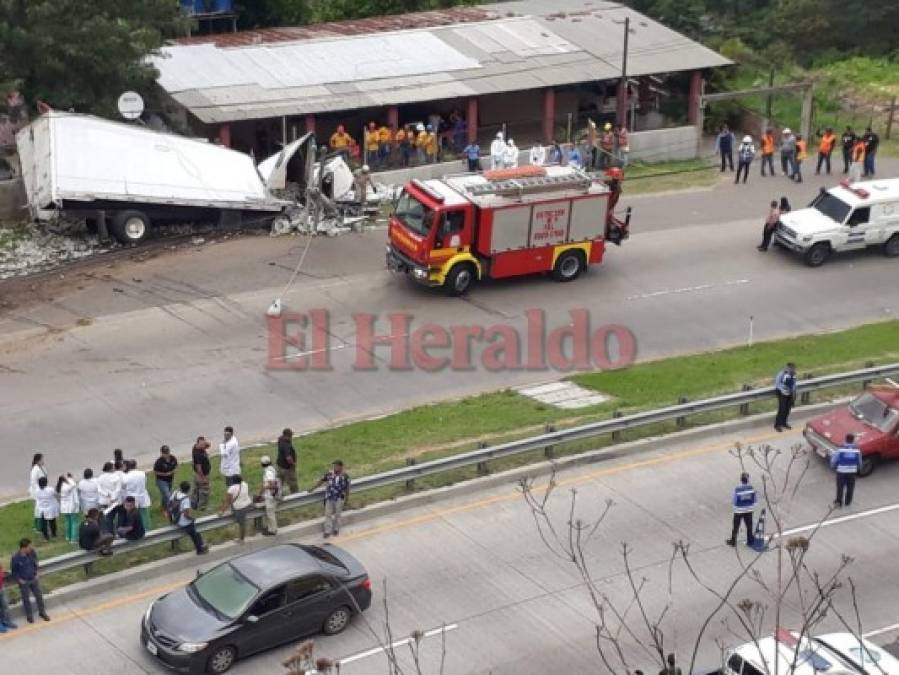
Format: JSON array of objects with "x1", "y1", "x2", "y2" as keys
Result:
[{"x1": 41, "y1": 362, "x2": 899, "y2": 577}]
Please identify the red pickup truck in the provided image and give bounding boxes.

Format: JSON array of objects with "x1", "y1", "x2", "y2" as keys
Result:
[{"x1": 804, "y1": 386, "x2": 899, "y2": 476}]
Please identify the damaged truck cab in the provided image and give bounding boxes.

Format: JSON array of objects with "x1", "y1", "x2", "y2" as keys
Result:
[{"x1": 386, "y1": 166, "x2": 630, "y2": 295}]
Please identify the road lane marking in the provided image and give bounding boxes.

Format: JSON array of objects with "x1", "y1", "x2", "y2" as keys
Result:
[
  {"x1": 0, "y1": 428, "x2": 785, "y2": 641},
  {"x1": 337, "y1": 623, "x2": 458, "y2": 665},
  {"x1": 626, "y1": 279, "x2": 750, "y2": 301},
  {"x1": 864, "y1": 622, "x2": 899, "y2": 639},
  {"x1": 779, "y1": 502, "x2": 899, "y2": 538}
]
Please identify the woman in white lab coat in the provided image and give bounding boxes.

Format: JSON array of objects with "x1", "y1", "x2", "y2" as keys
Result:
[
  {"x1": 122, "y1": 460, "x2": 153, "y2": 531},
  {"x1": 58, "y1": 474, "x2": 80, "y2": 543},
  {"x1": 34, "y1": 476, "x2": 59, "y2": 541},
  {"x1": 29, "y1": 453, "x2": 48, "y2": 533}
]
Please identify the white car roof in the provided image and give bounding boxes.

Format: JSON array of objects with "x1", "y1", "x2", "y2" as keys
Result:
[
  {"x1": 829, "y1": 177, "x2": 899, "y2": 206},
  {"x1": 815, "y1": 633, "x2": 899, "y2": 674},
  {"x1": 733, "y1": 635, "x2": 857, "y2": 674}
]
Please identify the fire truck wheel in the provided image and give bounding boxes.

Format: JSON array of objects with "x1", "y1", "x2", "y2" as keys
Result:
[
  {"x1": 444, "y1": 263, "x2": 476, "y2": 296},
  {"x1": 553, "y1": 250, "x2": 585, "y2": 282}
]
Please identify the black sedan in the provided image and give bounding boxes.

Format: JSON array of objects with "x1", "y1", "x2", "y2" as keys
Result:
[{"x1": 141, "y1": 543, "x2": 372, "y2": 674}]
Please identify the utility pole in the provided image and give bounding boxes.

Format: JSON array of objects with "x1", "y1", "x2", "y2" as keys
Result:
[
  {"x1": 616, "y1": 16, "x2": 630, "y2": 128},
  {"x1": 763, "y1": 67, "x2": 774, "y2": 134}
]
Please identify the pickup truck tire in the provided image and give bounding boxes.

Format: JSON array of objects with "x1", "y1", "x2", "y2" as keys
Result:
[
  {"x1": 884, "y1": 234, "x2": 899, "y2": 258},
  {"x1": 803, "y1": 242, "x2": 830, "y2": 267},
  {"x1": 444, "y1": 263, "x2": 475, "y2": 296},
  {"x1": 110, "y1": 210, "x2": 151, "y2": 244},
  {"x1": 553, "y1": 250, "x2": 585, "y2": 282},
  {"x1": 859, "y1": 454, "x2": 879, "y2": 477}
]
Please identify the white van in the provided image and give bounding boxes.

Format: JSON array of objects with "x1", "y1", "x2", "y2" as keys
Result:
[
  {"x1": 774, "y1": 178, "x2": 899, "y2": 266},
  {"x1": 723, "y1": 630, "x2": 859, "y2": 675}
]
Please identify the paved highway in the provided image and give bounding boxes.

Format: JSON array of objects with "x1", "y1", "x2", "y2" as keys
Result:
[
  {"x1": 0, "y1": 166, "x2": 897, "y2": 500},
  {"x1": 4, "y1": 421, "x2": 899, "y2": 674}
]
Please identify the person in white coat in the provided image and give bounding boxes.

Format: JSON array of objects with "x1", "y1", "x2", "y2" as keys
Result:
[
  {"x1": 97, "y1": 461, "x2": 122, "y2": 533},
  {"x1": 57, "y1": 474, "x2": 80, "y2": 543},
  {"x1": 504, "y1": 139, "x2": 519, "y2": 168},
  {"x1": 29, "y1": 453, "x2": 48, "y2": 533},
  {"x1": 78, "y1": 468, "x2": 100, "y2": 515},
  {"x1": 34, "y1": 476, "x2": 59, "y2": 541},
  {"x1": 529, "y1": 143, "x2": 546, "y2": 166},
  {"x1": 220, "y1": 426, "x2": 241, "y2": 487},
  {"x1": 489, "y1": 131, "x2": 505, "y2": 170},
  {"x1": 122, "y1": 460, "x2": 152, "y2": 531}
]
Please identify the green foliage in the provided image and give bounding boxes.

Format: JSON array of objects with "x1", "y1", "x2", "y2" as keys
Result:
[
  {"x1": 0, "y1": 0, "x2": 185, "y2": 115},
  {"x1": 236, "y1": 0, "x2": 475, "y2": 29}
]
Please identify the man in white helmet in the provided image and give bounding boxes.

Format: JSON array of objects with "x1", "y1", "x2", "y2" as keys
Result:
[
  {"x1": 503, "y1": 138, "x2": 519, "y2": 168},
  {"x1": 735, "y1": 134, "x2": 756, "y2": 185},
  {"x1": 490, "y1": 131, "x2": 505, "y2": 170}
]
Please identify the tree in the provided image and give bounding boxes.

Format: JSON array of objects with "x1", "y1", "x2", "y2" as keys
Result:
[
  {"x1": 0, "y1": 0, "x2": 185, "y2": 115},
  {"x1": 520, "y1": 442, "x2": 870, "y2": 674}
]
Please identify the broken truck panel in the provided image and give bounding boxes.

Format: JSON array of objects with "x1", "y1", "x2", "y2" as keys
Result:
[{"x1": 257, "y1": 132, "x2": 314, "y2": 192}]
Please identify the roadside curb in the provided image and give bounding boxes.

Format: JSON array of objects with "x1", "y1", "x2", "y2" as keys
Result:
[{"x1": 24, "y1": 399, "x2": 844, "y2": 615}]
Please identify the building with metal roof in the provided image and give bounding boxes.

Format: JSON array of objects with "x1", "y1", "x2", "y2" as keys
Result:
[{"x1": 154, "y1": 0, "x2": 730, "y2": 161}]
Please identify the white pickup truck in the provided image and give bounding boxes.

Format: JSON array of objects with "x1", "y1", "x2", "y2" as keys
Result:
[{"x1": 774, "y1": 178, "x2": 899, "y2": 266}]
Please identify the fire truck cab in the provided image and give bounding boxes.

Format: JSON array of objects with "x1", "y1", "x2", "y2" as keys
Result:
[{"x1": 386, "y1": 166, "x2": 629, "y2": 295}]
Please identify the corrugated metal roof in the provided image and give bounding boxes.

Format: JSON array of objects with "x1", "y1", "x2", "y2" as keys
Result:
[{"x1": 156, "y1": 0, "x2": 730, "y2": 124}]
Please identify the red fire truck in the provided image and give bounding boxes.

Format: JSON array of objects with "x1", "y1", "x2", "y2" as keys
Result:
[{"x1": 386, "y1": 165, "x2": 630, "y2": 295}]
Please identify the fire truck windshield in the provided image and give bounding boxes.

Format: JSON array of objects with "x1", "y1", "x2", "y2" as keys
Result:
[{"x1": 395, "y1": 191, "x2": 434, "y2": 237}]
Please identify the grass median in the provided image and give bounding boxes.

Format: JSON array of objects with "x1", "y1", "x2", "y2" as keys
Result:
[{"x1": 3, "y1": 319, "x2": 897, "y2": 598}]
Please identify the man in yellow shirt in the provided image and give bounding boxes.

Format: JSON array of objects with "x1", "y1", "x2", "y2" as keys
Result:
[
  {"x1": 414, "y1": 124, "x2": 428, "y2": 164},
  {"x1": 329, "y1": 125, "x2": 355, "y2": 159},
  {"x1": 377, "y1": 124, "x2": 392, "y2": 168},
  {"x1": 364, "y1": 122, "x2": 380, "y2": 168},
  {"x1": 423, "y1": 124, "x2": 437, "y2": 163},
  {"x1": 394, "y1": 126, "x2": 409, "y2": 167}
]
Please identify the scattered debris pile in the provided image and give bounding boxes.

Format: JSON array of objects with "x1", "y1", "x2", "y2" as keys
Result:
[{"x1": 0, "y1": 220, "x2": 114, "y2": 279}]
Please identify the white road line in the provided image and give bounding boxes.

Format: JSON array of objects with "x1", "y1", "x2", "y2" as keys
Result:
[
  {"x1": 338, "y1": 624, "x2": 459, "y2": 665},
  {"x1": 778, "y1": 502, "x2": 899, "y2": 538},
  {"x1": 864, "y1": 622, "x2": 899, "y2": 639},
  {"x1": 626, "y1": 279, "x2": 749, "y2": 301}
]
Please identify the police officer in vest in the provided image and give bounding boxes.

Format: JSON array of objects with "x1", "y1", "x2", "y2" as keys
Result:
[
  {"x1": 726, "y1": 472, "x2": 756, "y2": 547},
  {"x1": 831, "y1": 433, "x2": 862, "y2": 508},
  {"x1": 774, "y1": 362, "x2": 797, "y2": 432}
]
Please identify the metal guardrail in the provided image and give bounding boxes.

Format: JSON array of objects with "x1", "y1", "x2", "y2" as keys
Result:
[{"x1": 41, "y1": 363, "x2": 899, "y2": 577}]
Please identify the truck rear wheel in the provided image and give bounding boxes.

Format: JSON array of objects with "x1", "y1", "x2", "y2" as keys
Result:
[
  {"x1": 110, "y1": 210, "x2": 151, "y2": 244},
  {"x1": 553, "y1": 250, "x2": 585, "y2": 282},
  {"x1": 803, "y1": 242, "x2": 830, "y2": 267},
  {"x1": 884, "y1": 234, "x2": 899, "y2": 258},
  {"x1": 444, "y1": 263, "x2": 475, "y2": 296}
]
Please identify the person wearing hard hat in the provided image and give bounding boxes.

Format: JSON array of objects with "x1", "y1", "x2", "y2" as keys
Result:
[
  {"x1": 353, "y1": 165, "x2": 375, "y2": 208},
  {"x1": 792, "y1": 134, "x2": 807, "y2": 183},
  {"x1": 599, "y1": 122, "x2": 615, "y2": 169},
  {"x1": 779, "y1": 128, "x2": 796, "y2": 178},
  {"x1": 759, "y1": 128, "x2": 776, "y2": 176},
  {"x1": 503, "y1": 138, "x2": 519, "y2": 168},
  {"x1": 329, "y1": 125, "x2": 355, "y2": 160},
  {"x1": 365, "y1": 121, "x2": 380, "y2": 168},
  {"x1": 396, "y1": 124, "x2": 412, "y2": 167},
  {"x1": 815, "y1": 127, "x2": 836, "y2": 175},
  {"x1": 415, "y1": 123, "x2": 428, "y2": 164},
  {"x1": 849, "y1": 136, "x2": 866, "y2": 182},
  {"x1": 258, "y1": 456, "x2": 279, "y2": 536},
  {"x1": 735, "y1": 135, "x2": 755, "y2": 185},
  {"x1": 580, "y1": 119, "x2": 597, "y2": 168},
  {"x1": 490, "y1": 131, "x2": 505, "y2": 170},
  {"x1": 423, "y1": 124, "x2": 438, "y2": 163}
]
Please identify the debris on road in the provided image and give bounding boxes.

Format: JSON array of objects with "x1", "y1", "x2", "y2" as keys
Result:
[{"x1": 0, "y1": 220, "x2": 114, "y2": 280}]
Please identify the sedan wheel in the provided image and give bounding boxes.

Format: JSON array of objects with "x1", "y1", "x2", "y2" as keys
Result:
[
  {"x1": 207, "y1": 646, "x2": 236, "y2": 674},
  {"x1": 323, "y1": 606, "x2": 352, "y2": 635}
]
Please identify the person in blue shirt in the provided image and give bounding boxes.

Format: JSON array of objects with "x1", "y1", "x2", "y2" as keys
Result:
[
  {"x1": 774, "y1": 362, "x2": 797, "y2": 431},
  {"x1": 715, "y1": 124, "x2": 735, "y2": 172},
  {"x1": 831, "y1": 433, "x2": 862, "y2": 507},
  {"x1": 726, "y1": 472, "x2": 756, "y2": 547},
  {"x1": 462, "y1": 142, "x2": 481, "y2": 172}
]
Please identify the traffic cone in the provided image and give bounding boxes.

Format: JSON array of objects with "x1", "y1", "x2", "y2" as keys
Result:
[{"x1": 750, "y1": 508, "x2": 768, "y2": 552}]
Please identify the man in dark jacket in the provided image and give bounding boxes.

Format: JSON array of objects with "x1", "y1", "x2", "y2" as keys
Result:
[
  {"x1": 862, "y1": 127, "x2": 879, "y2": 177},
  {"x1": 116, "y1": 497, "x2": 145, "y2": 541},
  {"x1": 840, "y1": 126, "x2": 857, "y2": 174},
  {"x1": 10, "y1": 539, "x2": 50, "y2": 623},
  {"x1": 79, "y1": 508, "x2": 114, "y2": 555},
  {"x1": 276, "y1": 428, "x2": 299, "y2": 495}
]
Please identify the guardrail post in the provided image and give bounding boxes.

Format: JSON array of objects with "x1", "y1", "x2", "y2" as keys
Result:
[
  {"x1": 800, "y1": 373, "x2": 813, "y2": 405},
  {"x1": 544, "y1": 424, "x2": 556, "y2": 459},
  {"x1": 476, "y1": 441, "x2": 490, "y2": 475},
  {"x1": 739, "y1": 385, "x2": 752, "y2": 415},
  {"x1": 676, "y1": 398, "x2": 688, "y2": 428},
  {"x1": 863, "y1": 361, "x2": 875, "y2": 389},
  {"x1": 611, "y1": 411, "x2": 623, "y2": 441},
  {"x1": 405, "y1": 458, "x2": 416, "y2": 491},
  {"x1": 83, "y1": 562, "x2": 93, "y2": 577}
]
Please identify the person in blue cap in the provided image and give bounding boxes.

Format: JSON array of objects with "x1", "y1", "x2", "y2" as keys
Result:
[{"x1": 726, "y1": 472, "x2": 756, "y2": 546}]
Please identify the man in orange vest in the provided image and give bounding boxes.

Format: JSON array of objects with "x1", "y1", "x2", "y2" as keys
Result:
[
  {"x1": 793, "y1": 134, "x2": 807, "y2": 183},
  {"x1": 759, "y1": 129, "x2": 776, "y2": 176},
  {"x1": 815, "y1": 127, "x2": 835, "y2": 175},
  {"x1": 849, "y1": 138, "x2": 866, "y2": 182}
]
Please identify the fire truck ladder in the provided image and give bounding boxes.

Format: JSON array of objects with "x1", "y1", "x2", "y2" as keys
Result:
[{"x1": 465, "y1": 172, "x2": 593, "y2": 198}]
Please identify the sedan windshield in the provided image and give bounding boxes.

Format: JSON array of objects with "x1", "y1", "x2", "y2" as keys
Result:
[
  {"x1": 395, "y1": 191, "x2": 434, "y2": 237},
  {"x1": 191, "y1": 563, "x2": 259, "y2": 620},
  {"x1": 812, "y1": 193, "x2": 851, "y2": 224},
  {"x1": 849, "y1": 393, "x2": 899, "y2": 432}
]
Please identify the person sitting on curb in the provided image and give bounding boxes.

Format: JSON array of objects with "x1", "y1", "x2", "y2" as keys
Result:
[
  {"x1": 116, "y1": 496, "x2": 145, "y2": 541},
  {"x1": 79, "y1": 508, "x2": 114, "y2": 556}
]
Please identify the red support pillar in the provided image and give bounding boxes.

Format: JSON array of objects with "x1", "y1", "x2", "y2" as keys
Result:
[
  {"x1": 217, "y1": 123, "x2": 231, "y2": 147},
  {"x1": 305, "y1": 114, "x2": 315, "y2": 134},
  {"x1": 543, "y1": 88, "x2": 555, "y2": 143},
  {"x1": 466, "y1": 97, "x2": 478, "y2": 144},
  {"x1": 687, "y1": 70, "x2": 702, "y2": 126},
  {"x1": 387, "y1": 105, "x2": 399, "y2": 131},
  {"x1": 616, "y1": 80, "x2": 628, "y2": 127}
]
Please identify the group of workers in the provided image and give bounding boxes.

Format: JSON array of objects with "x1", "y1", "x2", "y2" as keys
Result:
[{"x1": 716, "y1": 123, "x2": 880, "y2": 185}]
